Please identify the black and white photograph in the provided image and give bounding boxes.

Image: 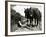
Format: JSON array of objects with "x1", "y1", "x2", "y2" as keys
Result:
[
  {"x1": 11, "y1": 4, "x2": 42, "y2": 32},
  {"x1": 5, "y1": 1, "x2": 45, "y2": 35}
]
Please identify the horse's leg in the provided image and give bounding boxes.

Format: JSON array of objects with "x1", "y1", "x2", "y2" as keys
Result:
[
  {"x1": 35, "y1": 18, "x2": 36, "y2": 24},
  {"x1": 35, "y1": 18, "x2": 38, "y2": 26},
  {"x1": 37, "y1": 19, "x2": 38, "y2": 26},
  {"x1": 26, "y1": 16, "x2": 29, "y2": 27},
  {"x1": 30, "y1": 17, "x2": 32, "y2": 24}
]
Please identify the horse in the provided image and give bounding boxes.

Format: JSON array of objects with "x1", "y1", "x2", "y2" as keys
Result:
[{"x1": 24, "y1": 7, "x2": 41, "y2": 27}]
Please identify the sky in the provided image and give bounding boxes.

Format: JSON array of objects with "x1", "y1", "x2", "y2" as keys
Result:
[{"x1": 11, "y1": 5, "x2": 43, "y2": 17}]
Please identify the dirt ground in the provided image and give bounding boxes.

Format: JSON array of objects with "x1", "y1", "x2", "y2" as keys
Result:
[{"x1": 11, "y1": 21, "x2": 42, "y2": 32}]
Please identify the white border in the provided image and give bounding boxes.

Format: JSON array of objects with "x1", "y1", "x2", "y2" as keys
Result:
[{"x1": 8, "y1": 2, "x2": 44, "y2": 35}]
